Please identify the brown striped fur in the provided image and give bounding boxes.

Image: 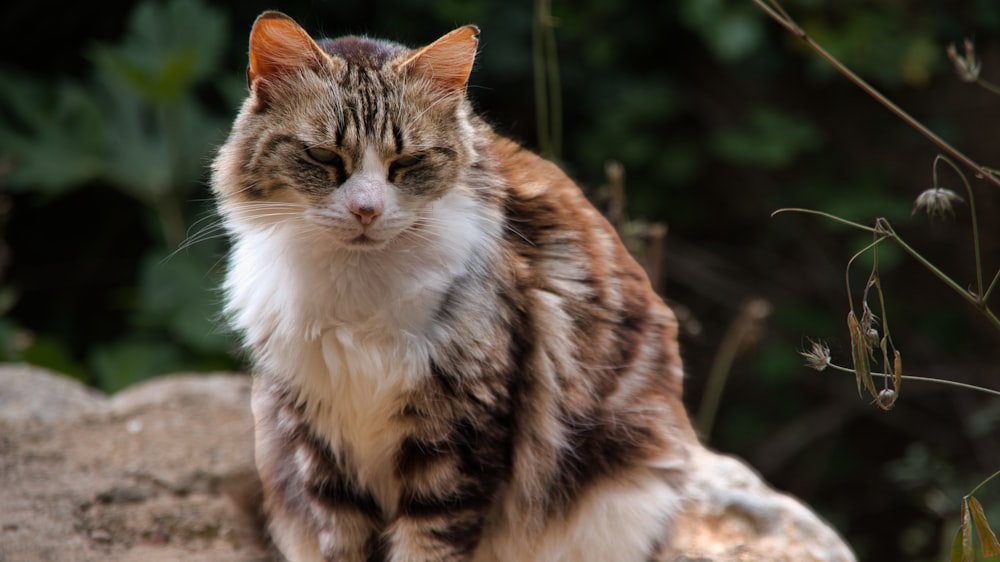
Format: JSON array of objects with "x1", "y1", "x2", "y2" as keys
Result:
[{"x1": 212, "y1": 11, "x2": 697, "y2": 562}]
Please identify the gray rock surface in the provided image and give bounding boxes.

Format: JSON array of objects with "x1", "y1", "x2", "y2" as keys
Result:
[
  {"x1": 0, "y1": 364, "x2": 855, "y2": 561},
  {"x1": 662, "y1": 446, "x2": 857, "y2": 561},
  {"x1": 1, "y1": 365, "x2": 269, "y2": 562}
]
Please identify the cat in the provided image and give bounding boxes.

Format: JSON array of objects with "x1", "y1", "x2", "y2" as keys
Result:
[{"x1": 212, "y1": 11, "x2": 697, "y2": 562}]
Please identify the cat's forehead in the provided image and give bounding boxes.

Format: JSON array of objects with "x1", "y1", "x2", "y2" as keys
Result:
[{"x1": 317, "y1": 36, "x2": 407, "y2": 69}]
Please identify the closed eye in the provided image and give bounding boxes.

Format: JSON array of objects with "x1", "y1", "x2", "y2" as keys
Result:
[
  {"x1": 388, "y1": 154, "x2": 424, "y2": 180},
  {"x1": 305, "y1": 146, "x2": 345, "y2": 168}
]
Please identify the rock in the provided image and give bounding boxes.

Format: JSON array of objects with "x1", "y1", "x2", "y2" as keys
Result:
[
  {"x1": 0, "y1": 364, "x2": 105, "y2": 424},
  {"x1": 0, "y1": 364, "x2": 855, "y2": 561},
  {"x1": 662, "y1": 446, "x2": 856, "y2": 561},
  {"x1": 0, "y1": 365, "x2": 272, "y2": 562}
]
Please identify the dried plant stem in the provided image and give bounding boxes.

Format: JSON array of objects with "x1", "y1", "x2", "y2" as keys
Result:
[
  {"x1": 773, "y1": 209, "x2": 1000, "y2": 330},
  {"x1": 875, "y1": 219, "x2": 1000, "y2": 330},
  {"x1": 754, "y1": 0, "x2": 1000, "y2": 192},
  {"x1": 826, "y1": 363, "x2": 1000, "y2": 398},
  {"x1": 975, "y1": 78, "x2": 1000, "y2": 96},
  {"x1": 969, "y1": 469, "x2": 1000, "y2": 497},
  {"x1": 696, "y1": 299, "x2": 772, "y2": 441},
  {"x1": 532, "y1": 0, "x2": 562, "y2": 161},
  {"x1": 934, "y1": 155, "x2": 984, "y2": 298},
  {"x1": 605, "y1": 160, "x2": 627, "y2": 232},
  {"x1": 771, "y1": 208, "x2": 876, "y2": 233},
  {"x1": 985, "y1": 270, "x2": 1000, "y2": 304},
  {"x1": 843, "y1": 236, "x2": 887, "y2": 315}
]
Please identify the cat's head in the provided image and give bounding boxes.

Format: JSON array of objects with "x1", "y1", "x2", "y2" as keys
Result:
[{"x1": 212, "y1": 12, "x2": 480, "y2": 251}]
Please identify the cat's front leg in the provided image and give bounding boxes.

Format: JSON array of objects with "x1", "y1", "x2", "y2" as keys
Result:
[
  {"x1": 253, "y1": 379, "x2": 386, "y2": 562},
  {"x1": 269, "y1": 502, "x2": 381, "y2": 562},
  {"x1": 384, "y1": 381, "x2": 513, "y2": 562},
  {"x1": 302, "y1": 472, "x2": 388, "y2": 561},
  {"x1": 380, "y1": 481, "x2": 494, "y2": 561}
]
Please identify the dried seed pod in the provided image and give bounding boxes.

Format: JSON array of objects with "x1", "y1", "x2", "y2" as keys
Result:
[
  {"x1": 800, "y1": 339, "x2": 831, "y2": 371},
  {"x1": 946, "y1": 38, "x2": 981, "y2": 83},
  {"x1": 912, "y1": 187, "x2": 963, "y2": 220},
  {"x1": 893, "y1": 350, "x2": 903, "y2": 396},
  {"x1": 876, "y1": 388, "x2": 897, "y2": 410},
  {"x1": 848, "y1": 310, "x2": 877, "y2": 400}
]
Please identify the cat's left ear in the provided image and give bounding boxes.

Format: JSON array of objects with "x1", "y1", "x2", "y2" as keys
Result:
[{"x1": 397, "y1": 25, "x2": 480, "y2": 93}]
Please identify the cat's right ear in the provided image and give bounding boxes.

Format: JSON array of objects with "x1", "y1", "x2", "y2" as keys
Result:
[
  {"x1": 396, "y1": 25, "x2": 480, "y2": 95},
  {"x1": 247, "y1": 11, "x2": 340, "y2": 100}
]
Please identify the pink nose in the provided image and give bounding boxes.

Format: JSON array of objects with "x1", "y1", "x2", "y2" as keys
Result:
[{"x1": 350, "y1": 203, "x2": 381, "y2": 226}]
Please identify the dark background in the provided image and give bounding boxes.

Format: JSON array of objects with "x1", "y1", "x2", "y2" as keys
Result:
[{"x1": 2, "y1": 1, "x2": 999, "y2": 560}]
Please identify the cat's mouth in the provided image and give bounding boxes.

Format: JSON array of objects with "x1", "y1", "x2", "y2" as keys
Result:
[{"x1": 345, "y1": 233, "x2": 388, "y2": 249}]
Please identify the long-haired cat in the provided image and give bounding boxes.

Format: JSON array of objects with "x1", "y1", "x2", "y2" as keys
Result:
[{"x1": 212, "y1": 11, "x2": 697, "y2": 562}]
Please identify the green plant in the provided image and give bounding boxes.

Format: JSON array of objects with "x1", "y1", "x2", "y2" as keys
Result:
[
  {"x1": 754, "y1": 1, "x2": 1000, "y2": 559},
  {"x1": 0, "y1": 0, "x2": 241, "y2": 390}
]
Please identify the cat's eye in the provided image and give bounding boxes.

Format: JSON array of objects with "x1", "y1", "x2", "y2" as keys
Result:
[
  {"x1": 392, "y1": 154, "x2": 422, "y2": 169},
  {"x1": 305, "y1": 146, "x2": 344, "y2": 166},
  {"x1": 388, "y1": 154, "x2": 423, "y2": 180}
]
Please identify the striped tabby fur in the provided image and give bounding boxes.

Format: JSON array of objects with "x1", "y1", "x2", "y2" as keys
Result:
[{"x1": 212, "y1": 11, "x2": 697, "y2": 562}]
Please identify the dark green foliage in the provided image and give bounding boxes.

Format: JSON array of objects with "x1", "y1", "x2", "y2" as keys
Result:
[
  {"x1": 710, "y1": 106, "x2": 822, "y2": 168},
  {"x1": 0, "y1": 0, "x2": 239, "y2": 388}
]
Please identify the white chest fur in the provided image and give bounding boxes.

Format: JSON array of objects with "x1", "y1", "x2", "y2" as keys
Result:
[
  {"x1": 223, "y1": 188, "x2": 499, "y2": 508},
  {"x1": 297, "y1": 325, "x2": 429, "y2": 510}
]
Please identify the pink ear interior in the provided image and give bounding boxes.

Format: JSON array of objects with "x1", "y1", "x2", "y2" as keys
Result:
[
  {"x1": 248, "y1": 11, "x2": 327, "y2": 86},
  {"x1": 399, "y1": 25, "x2": 480, "y2": 92}
]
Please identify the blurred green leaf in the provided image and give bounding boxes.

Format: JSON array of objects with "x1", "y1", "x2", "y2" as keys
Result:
[
  {"x1": 0, "y1": 0, "x2": 229, "y2": 201},
  {"x1": 89, "y1": 0, "x2": 230, "y2": 199},
  {"x1": 0, "y1": 0, "x2": 237, "y2": 394},
  {"x1": 952, "y1": 518, "x2": 971, "y2": 562},
  {"x1": 91, "y1": 339, "x2": 185, "y2": 393},
  {"x1": 0, "y1": 287, "x2": 17, "y2": 317},
  {"x1": 678, "y1": 0, "x2": 765, "y2": 62},
  {"x1": 0, "y1": 70, "x2": 106, "y2": 194},
  {"x1": 20, "y1": 336, "x2": 88, "y2": 383},
  {"x1": 969, "y1": 497, "x2": 1000, "y2": 557},
  {"x1": 91, "y1": 0, "x2": 227, "y2": 104},
  {"x1": 137, "y1": 250, "x2": 230, "y2": 355},
  {"x1": 654, "y1": 141, "x2": 702, "y2": 184},
  {"x1": 95, "y1": 81, "x2": 226, "y2": 200},
  {"x1": 821, "y1": 190, "x2": 911, "y2": 225},
  {"x1": 802, "y1": 9, "x2": 940, "y2": 87},
  {"x1": 753, "y1": 342, "x2": 801, "y2": 386},
  {"x1": 0, "y1": 319, "x2": 25, "y2": 362},
  {"x1": 848, "y1": 234, "x2": 904, "y2": 274},
  {"x1": 712, "y1": 106, "x2": 822, "y2": 168},
  {"x1": 967, "y1": 402, "x2": 1000, "y2": 439}
]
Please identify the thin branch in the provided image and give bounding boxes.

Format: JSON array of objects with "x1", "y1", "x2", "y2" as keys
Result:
[
  {"x1": 532, "y1": 0, "x2": 562, "y2": 161},
  {"x1": 532, "y1": 0, "x2": 551, "y2": 159},
  {"x1": 985, "y1": 269, "x2": 1000, "y2": 303},
  {"x1": 696, "y1": 299, "x2": 772, "y2": 441},
  {"x1": 975, "y1": 77, "x2": 1000, "y2": 96},
  {"x1": 752, "y1": 0, "x2": 1000, "y2": 191},
  {"x1": 876, "y1": 219, "x2": 1000, "y2": 330},
  {"x1": 544, "y1": 12, "x2": 562, "y2": 159},
  {"x1": 826, "y1": 363, "x2": 1000, "y2": 397},
  {"x1": 844, "y1": 236, "x2": 889, "y2": 317},
  {"x1": 771, "y1": 208, "x2": 877, "y2": 232},
  {"x1": 773, "y1": 208, "x2": 999, "y2": 328},
  {"x1": 969, "y1": 468, "x2": 1000, "y2": 497},
  {"x1": 933, "y1": 155, "x2": 983, "y2": 298}
]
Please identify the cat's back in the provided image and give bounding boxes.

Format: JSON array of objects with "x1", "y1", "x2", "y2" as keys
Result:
[
  {"x1": 480, "y1": 131, "x2": 685, "y2": 394},
  {"x1": 448, "y1": 132, "x2": 695, "y2": 562},
  {"x1": 484, "y1": 132, "x2": 651, "y2": 296},
  {"x1": 472, "y1": 126, "x2": 693, "y2": 460}
]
